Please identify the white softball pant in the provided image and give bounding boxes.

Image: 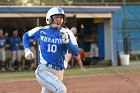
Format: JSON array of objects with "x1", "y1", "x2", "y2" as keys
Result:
[
  {"x1": 11, "y1": 50, "x2": 21, "y2": 63},
  {"x1": 0, "y1": 48, "x2": 5, "y2": 62},
  {"x1": 35, "y1": 64, "x2": 67, "y2": 93}
]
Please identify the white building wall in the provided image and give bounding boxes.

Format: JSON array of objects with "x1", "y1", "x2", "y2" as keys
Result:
[{"x1": 104, "y1": 18, "x2": 112, "y2": 60}]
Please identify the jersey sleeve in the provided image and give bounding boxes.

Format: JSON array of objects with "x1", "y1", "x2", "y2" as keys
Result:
[
  {"x1": 66, "y1": 29, "x2": 78, "y2": 46},
  {"x1": 64, "y1": 28, "x2": 79, "y2": 56},
  {"x1": 22, "y1": 27, "x2": 41, "y2": 49}
]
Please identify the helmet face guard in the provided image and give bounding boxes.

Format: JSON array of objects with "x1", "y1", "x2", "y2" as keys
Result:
[{"x1": 46, "y1": 7, "x2": 66, "y2": 25}]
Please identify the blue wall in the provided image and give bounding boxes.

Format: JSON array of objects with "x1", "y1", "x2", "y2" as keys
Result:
[
  {"x1": 98, "y1": 23, "x2": 105, "y2": 58},
  {"x1": 116, "y1": 5, "x2": 140, "y2": 53}
]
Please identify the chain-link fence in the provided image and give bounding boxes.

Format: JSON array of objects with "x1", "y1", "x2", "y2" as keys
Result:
[{"x1": 116, "y1": 6, "x2": 140, "y2": 61}]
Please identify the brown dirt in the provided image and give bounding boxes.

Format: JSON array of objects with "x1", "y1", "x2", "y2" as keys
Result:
[{"x1": 0, "y1": 72, "x2": 140, "y2": 93}]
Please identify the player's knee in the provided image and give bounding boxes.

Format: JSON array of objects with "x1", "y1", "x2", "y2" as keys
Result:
[{"x1": 57, "y1": 86, "x2": 67, "y2": 93}]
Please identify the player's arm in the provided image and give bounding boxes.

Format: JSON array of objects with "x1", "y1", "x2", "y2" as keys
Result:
[
  {"x1": 22, "y1": 27, "x2": 40, "y2": 49},
  {"x1": 22, "y1": 27, "x2": 40, "y2": 60},
  {"x1": 66, "y1": 41, "x2": 79, "y2": 57},
  {"x1": 60, "y1": 29, "x2": 79, "y2": 57}
]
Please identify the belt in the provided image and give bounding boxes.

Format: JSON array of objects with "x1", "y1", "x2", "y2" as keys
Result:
[{"x1": 46, "y1": 63, "x2": 62, "y2": 70}]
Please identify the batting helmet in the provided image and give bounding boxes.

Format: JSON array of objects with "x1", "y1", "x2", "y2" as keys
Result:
[{"x1": 46, "y1": 7, "x2": 66, "y2": 25}]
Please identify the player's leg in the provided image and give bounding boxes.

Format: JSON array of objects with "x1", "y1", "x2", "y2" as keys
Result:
[
  {"x1": 41, "y1": 87, "x2": 52, "y2": 93},
  {"x1": 75, "y1": 55, "x2": 86, "y2": 71},
  {"x1": 11, "y1": 51, "x2": 16, "y2": 63},
  {"x1": 1, "y1": 49, "x2": 6, "y2": 71},
  {"x1": 16, "y1": 50, "x2": 22, "y2": 71},
  {"x1": 35, "y1": 64, "x2": 67, "y2": 93},
  {"x1": 55, "y1": 69, "x2": 64, "y2": 81},
  {"x1": 10, "y1": 51, "x2": 16, "y2": 71},
  {"x1": 40, "y1": 67, "x2": 64, "y2": 93},
  {"x1": 75, "y1": 55, "x2": 83, "y2": 67},
  {"x1": 0, "y1": 50, "x2": 2, "y2": 71}
]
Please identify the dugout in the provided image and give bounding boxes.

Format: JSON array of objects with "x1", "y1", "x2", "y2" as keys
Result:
[{"x1": 0, "y1": 6, "x2": 120, "y2": 66}]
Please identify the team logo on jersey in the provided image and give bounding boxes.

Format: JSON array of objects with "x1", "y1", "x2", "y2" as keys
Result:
[
  {"x1": 40, "y1": 31, "x2": 47, "y2": 36},
  {"x1": 40, "y1": 36, "x2": 62, "y2": 44}
]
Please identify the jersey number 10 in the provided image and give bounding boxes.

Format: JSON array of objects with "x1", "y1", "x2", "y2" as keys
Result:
[{"x1": 47, "y1": 44, "x2": 57, "y2": 53}]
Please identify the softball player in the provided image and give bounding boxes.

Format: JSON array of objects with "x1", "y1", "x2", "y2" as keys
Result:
[
  {"x1": 9, "y1": 30, "x2": 22, "y2": 71},
  {"x1": 0, "y1": 29, "x2": 7, "y2": 71},
  {"x1": 22, "y1": 7, "x2": 79, "y2": 93}
]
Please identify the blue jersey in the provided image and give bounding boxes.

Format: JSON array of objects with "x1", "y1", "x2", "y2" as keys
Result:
[
  {"x1": 22, "y1": 26, "x2": 79, "y2": 69},
  {"x1": 0, "y1": 36, "x2": 7, "y2": 48},
  {"x1": 29, "y1": 38, "x2": 36, "y2": 47},
  {"x1": 9, "y1": 37, "x2": 21, "y2": 51}
]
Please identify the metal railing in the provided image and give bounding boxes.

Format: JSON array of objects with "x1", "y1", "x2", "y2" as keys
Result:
[{"x1": 64, "y1": 2, "x2": 140, "y2": 6}]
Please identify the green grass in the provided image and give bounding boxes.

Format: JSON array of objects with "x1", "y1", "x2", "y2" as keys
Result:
[
  {"x1": 0, "y1": 71, "x2": 35, "y2": 79},
  {"x1": 0, "y1": 65, "x2": 140, "y2": 79},
  {"x1": 65, "y1": 65, "x2": 140, "y2": 76}
]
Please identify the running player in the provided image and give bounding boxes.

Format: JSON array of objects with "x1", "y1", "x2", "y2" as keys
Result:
[{"x1": 22, "y1": 7, "x2": 79, "y2": 93}]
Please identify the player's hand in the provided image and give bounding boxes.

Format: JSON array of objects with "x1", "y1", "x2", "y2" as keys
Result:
[
  {"x1": 24, "y1": 48, "x2": 34, "y2": 60},
  {"x1": 60, "y1": 30, "x2": 69, "y2": 43}
]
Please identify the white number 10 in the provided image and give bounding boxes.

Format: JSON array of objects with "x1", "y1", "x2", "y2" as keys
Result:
[{"x1": 47, "y1": 44, "x2": 57, "y2": 53}]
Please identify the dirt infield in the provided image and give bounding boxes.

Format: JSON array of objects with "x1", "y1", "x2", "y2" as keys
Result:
[{"x1": 0, "y1": 72, "x2": 140, "y2": 93}]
